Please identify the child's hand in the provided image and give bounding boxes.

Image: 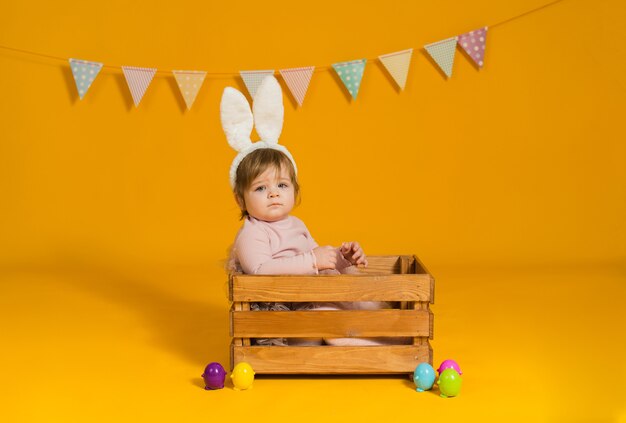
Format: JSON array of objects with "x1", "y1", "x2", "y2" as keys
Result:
[
  {"x1": 313, "y1": 246, "x2": 337, "y2": 270},
  {"x1": 341, "y1": 242, "x2": 368, "y2": 267}
]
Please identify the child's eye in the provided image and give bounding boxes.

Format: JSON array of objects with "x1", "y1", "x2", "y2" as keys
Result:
[
  {"x1": 254, "y1": 186, "x2": 266, "y2": 192},
  {"x1": 278, "y1": 183, "x2": 289, "y2": 188}
]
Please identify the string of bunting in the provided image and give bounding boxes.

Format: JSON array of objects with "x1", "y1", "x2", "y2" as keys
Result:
[{"x1": 1, "y1": 0, "x2": 564, "y2": 109}]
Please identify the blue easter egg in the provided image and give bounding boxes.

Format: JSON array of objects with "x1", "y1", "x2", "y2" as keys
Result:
[{"x1": 413, "y1": 362, "x2": 436, "y2": 392}]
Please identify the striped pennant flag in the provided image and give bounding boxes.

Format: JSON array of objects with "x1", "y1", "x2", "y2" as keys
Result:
[
  {"x1": 279, "y1": 66, "x2": 315, "y2": 107},
  {"x1": 458, "y1": 27, "x2": 488, "y2": 68},
  {"x1": 122, "y1": 66, "x2": 157, "y2": 107},
  {"x1": 240, "y1": 70, "x2": 274, "y2": 98},
  {"x1": 378, "y1": 49, "x2": 413, "y2": 90},
  {"x1": 69, "y1": 58, "x2": 103, "y2": 100},
  {"x1": 332, "y1": 59, "x2": 366, "y2": 100},
  {"x1": 424, "y1": 37, "x2": 458, "y2": 78},
  {"x1": 172, "y1": 70, "x2": 207, "y2": 110}
]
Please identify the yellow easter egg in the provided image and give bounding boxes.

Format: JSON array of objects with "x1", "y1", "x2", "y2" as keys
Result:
[{"x1": 231, "y1": 362, "x2": 255, "y2": 390}]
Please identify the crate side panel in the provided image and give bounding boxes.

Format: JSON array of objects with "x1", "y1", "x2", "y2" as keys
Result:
[{"x1": 232, "y1": 274, "x2": 432, "y2": 302}]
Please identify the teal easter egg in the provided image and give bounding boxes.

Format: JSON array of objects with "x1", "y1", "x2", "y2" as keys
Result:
[{"x1": 413, "y1": 363, "x2": 436, "y2": 392}]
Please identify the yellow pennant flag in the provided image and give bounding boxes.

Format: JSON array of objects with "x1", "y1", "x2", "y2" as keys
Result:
[
  {"x1": 378, "y1": 49, "x2": 413, "y2": 90},
  {"x1": 173, "y1": 70, "x2": 207, "y2": 110}
]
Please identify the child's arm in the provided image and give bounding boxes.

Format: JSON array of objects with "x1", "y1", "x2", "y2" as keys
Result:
[{"x1": 235, "y1": 227, "x2": 319, "y2": 275}]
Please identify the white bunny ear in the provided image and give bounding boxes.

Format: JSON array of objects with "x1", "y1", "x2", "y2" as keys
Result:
[
  {"x1": 220, "y1": 87, "x2": 253, "y2": 152},
  {"x1": 252, "y1": 76, "x2": 284, "y2": 144}
]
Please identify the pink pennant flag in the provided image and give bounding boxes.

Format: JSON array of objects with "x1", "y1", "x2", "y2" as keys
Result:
[
  {"x1": 458, "y1": 27, "x2": 488, "y2": 68},
  {"x1": 279, "y1": 66, "x2": 315, "y2": 107},
  {"x1": 122, "y1": 66, "x2": 157, "y2": 107}
]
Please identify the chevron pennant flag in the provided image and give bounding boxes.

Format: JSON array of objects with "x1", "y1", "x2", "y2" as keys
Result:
[
  {"x1": 240, "y1": 70, "x2": 275, "y2": 98},
  {"x1": 378, "y1": 49, "x2": 413, "y2": 90},
  {"x1": 332, "y1": 59, "x2": 366, "y2": 100},
  {"x1": 122, "y1": 66, "x2": 157, "y2": 107},
  {"x1": 69, "y1": 58, "x2": 103, "y2": 100},
  {"x1": 424, "y1": 37, "x2": 458, "y2": 78},
  {"x1": 279, "y1": 66, "x2": 315, "y2": 107},
  {"x1": 173, "y1": 70, "x2": 207, "y2": 110},
  {"x1": 458, "y1": 27, "x2": 488, "y2": 68}
]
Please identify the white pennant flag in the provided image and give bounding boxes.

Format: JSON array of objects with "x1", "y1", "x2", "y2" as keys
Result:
[
  {"x1": 279, "y1": 66, "x2": 315, "y2": 107},
  {"x1": 172, "y1": 70, "x2": 207, "y2": 110},
  {"x1": 122, "y1": 66, "x2": 157, "y2": 107},
  {"x1": 424, "y1": 37, "x2": 458, "y2": 78},
  {"x1": 378, "y1": 49, "x2": 413, "y2": 90},
  {"x1": 240, "y1": 70, "x2": 274, "y2": 98}
]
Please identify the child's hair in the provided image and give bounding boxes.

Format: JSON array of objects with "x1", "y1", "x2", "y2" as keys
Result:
[{"x1": 233, "y1": 148, "x2": 300, "y2": 220}]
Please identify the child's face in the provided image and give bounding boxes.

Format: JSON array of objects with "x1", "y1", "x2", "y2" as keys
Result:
[{"x1": 240, "y1": 165, "x2": 295, "y2": 222}]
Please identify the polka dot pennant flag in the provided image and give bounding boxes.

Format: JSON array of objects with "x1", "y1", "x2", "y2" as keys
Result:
[
  {"x1": 69, "y1": 58, "x2": 103, "y2": 100},
  {"x1": 122, "y1": 66, "x2": 157, "y2": 107},
  {"x1": 424, "y1": 37, "x2": 458, "y2": 78},
  {"x1": 332, "y1": 59, "x2": 366, "y2": 100},
  {"x1": 279, "y1": 66, "x2": 315, "y2": 107},
  {"x1": 458, "y1": 27, "x2": 488, "y2": 68},
  {"x1": 378, "y1": 49, "x2": 413, "y2": 90},
  {"x1": 240, "y1": 70, "x2": 275, "y2": 98},
  {"x1": 172, "y1": 70, "x2": 207, "y2": 110}
]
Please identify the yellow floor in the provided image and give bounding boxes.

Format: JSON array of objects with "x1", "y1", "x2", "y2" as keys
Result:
[{"x1": 1, "y1": 261, "x2": 624, "y2": 422}]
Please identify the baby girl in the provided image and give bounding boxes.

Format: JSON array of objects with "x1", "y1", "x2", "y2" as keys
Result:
[{"x1": 222, "y1": 76, "x2": 402, "y2": 346}]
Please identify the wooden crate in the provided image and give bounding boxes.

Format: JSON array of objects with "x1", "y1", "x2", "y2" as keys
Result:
[{"x1": 228, "y1": 255, "x2": 434, "y2": 374}]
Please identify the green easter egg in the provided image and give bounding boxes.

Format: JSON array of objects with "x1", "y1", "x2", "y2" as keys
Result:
[{"x1": 438, "y1": 368, "x2": 462, "y2": 397}]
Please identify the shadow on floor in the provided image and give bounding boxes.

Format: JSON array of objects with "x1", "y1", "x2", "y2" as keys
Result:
[{"x1": 1, "y1": 257, "x2": 230, "y2": 367}]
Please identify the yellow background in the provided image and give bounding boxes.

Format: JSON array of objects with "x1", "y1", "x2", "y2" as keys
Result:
[{"x1": 1, "y1": 0, "x2": 625, "y2": 421}]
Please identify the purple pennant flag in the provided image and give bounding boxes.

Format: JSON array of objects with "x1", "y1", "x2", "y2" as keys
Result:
[{"x1": 458, "y1": 27, "x2": 488, "y2": 68}]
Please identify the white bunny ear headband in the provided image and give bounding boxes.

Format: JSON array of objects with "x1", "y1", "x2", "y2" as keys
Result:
[{"x1": 220, "y1": 75, "x2": 297, "y2": 189}]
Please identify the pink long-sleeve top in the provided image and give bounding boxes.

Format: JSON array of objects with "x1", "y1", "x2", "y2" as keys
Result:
[{"x1": 232, "y1": 215, "x2": 352, "y2": 275}]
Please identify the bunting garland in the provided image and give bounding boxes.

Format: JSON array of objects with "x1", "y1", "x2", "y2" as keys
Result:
[
  {"x1": 424, "y1": 37, "x2": 458, "y2": 78},
  {"x1": 0, "y1": 0, "x2": 567, "y2": 109},
  {"x1": 122, "y1": 66, "x2": 157, "y2": 107},
  {"x1": 332, "y1": 59, "x2": 366, "y2": 100},
  {"x1": 173, "y1": 70, "x2": 207, "y2": 109},
  {"x1": 279, "y1": 66, "x2": 315, "y2": 107},
  {"x1": 240, "y1": 70, "x2": 275, "y2": 98},
  {"x1": 458, "y1": 27, "x2": 488, "y2": 68},
  {"x1": 378, "y1": 49, "x2": 413, "y2": 90},
  {"x1": 69, "y1": 58, "x2": 103, "y2": 99}
]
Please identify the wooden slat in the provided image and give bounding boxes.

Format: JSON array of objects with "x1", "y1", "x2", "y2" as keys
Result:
[
  {"x1": 400, "y1": 256, "x2": 409, "y2": 274},
  {"x1": 230, "y1": 341, "x2": 234, "y2": 371},
  {"x1": 358, "y1": 255, "x2": 401, "y2": 274},
  {"x1": 231, "y1": 274, "x2": 433, "y2": 302},
  {"x1": 232, "y1": 309, "x2": 430, "y2": 338},
  {"x1": 413, "y1": 255, "x2": 432, "y2": 278},
  {"x1": 232, "y1": 303, "x2": 250, "y2": 346},
  {"x1": 233, "y1": 344, "x2": 432, "y2": 374},
  {"x1": 412, "y1": 338, "x2": 433, "y2": 365},
  {"x1": 413, "y1": 301, "x2": 434, "y2": 341}
]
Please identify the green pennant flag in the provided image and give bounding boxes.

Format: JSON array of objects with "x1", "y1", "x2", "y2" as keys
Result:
[{"x1": 332, "y1": 59, "x2": 366, "y2": 100}]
